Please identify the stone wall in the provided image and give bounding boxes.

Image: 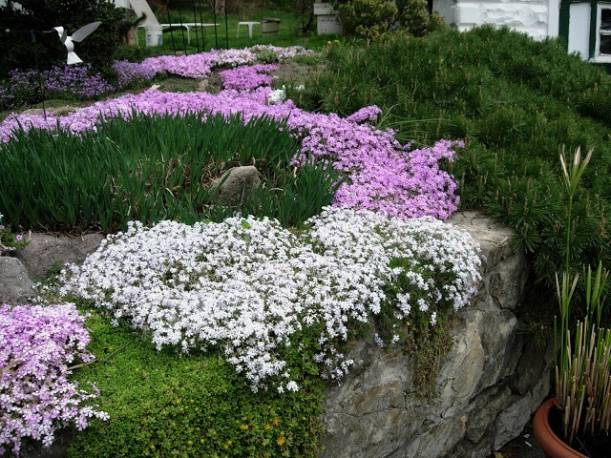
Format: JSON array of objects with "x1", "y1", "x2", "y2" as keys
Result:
[
  {"x1": 0, "y1": 233, "x2": 103, "y2": 304},
  {"x1": 0, "y1": 213, "x2": 550, "y2": 458},
  {"x1": 321, "y1": 211, "x2": 551, "y2": 458},
  {"x1": 432, "y1": 0, "x2": 558, "y2": 41}
]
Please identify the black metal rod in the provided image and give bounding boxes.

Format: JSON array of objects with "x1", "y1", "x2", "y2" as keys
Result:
[
  {"x1": 166, "y1": 0, "x2": 177, "y2": 54},
  {"x1": 30, "y1": 30, "x2": 47, "y2": 121},
  {"x1": 202, "y1": 9, "x2": 207, "y2": 50},
  {"x1": 177, "y1": 4, "x2": 187, "y2": 54},
  {"x1": 213, "y1": 0, "x2": 219, "y2": 48},
  {"x1": 192, "y1": 0, "x2": 202, "y2": 52},
  {"x1": 224, "y1": 0, "x2": 228, "y2": 49},
  {"x1": 198, "y1": 1, "x2": 207, "y2": 50}
]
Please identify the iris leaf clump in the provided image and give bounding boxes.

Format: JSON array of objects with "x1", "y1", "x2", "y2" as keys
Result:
[{"x1": 0, "y1": 113, "x2": 337, "y2": 231}]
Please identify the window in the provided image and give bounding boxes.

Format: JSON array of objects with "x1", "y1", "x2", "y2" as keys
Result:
[
  {"x1": 594, "y1": 4, "x2": 611, "y2": 60},
  {"x1": 600, "y1": 7, "x2": 611, "y2": 54}
]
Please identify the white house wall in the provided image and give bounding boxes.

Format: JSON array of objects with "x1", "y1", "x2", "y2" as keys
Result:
[
  {"x1": 433, "y1": 0, "x2": 555, "y2": 40},
  {"x1": 567, "y1": 3, "x2": 591, "y2": 58}
]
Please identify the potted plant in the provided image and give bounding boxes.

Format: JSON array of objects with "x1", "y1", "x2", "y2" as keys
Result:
[{"x1": 533, "y1": 148, "x2": 610, "y2": 458}]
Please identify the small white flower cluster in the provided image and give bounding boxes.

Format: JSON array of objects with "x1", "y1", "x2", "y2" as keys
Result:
[
  {"x1": 266, "y1": 87, "x2": 287, "y2": 105},
  {"x1": 60, "y1": 208, "x2": 480, "y2": 392}
]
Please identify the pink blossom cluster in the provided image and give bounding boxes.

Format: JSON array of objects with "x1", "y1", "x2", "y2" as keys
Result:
[
  {"x1": 0, "y1": 86, "x2": 460, "y2": 219},
  {"x1": 112, "y1": 45, "x2": 311, "y2": 83},
  {"x1": 0, "y1": 304, "x2": 107, "y2": 455},
  {"x1": 219, "y1": 64, "x2": 278, "y2": 91},
  {"x1": 112, "y1": 60, "x2": 158, "y2": 87},
  {"x1": 345, "y1": 105, "x2": 382, "y2": 124}
]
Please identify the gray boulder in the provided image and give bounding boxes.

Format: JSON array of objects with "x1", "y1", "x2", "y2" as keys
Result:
[
  {"x1": 0, "y1": 257, "x2": 35, "y2": 304},
  {"x1": 16, "y1": 233, "x2": 103, "y2": 280},
  {"x1": 321, "y1": 211, "x2": 550, "y2": 458},
  {"x1": 212, "y1": 166, "x2": 262, "y2": 205}
]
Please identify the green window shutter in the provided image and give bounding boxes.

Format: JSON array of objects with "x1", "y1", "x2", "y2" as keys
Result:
[
  {"x1": 590, "y1": 0, "x2": 599, "y2": 58},
  {"x1": 560, "y1": 0, "x2": 571, "y2": 48}
]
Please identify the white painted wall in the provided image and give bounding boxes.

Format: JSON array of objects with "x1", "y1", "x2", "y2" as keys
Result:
[
  {"x1": 433, "y1": 0, "x2": 554, "y2": 41},
  {"x1": 568, "y1": 3, "x2": 591, "y2": 58}
]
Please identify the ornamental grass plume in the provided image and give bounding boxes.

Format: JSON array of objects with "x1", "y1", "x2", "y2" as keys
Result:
[
  {"x1": 553, "y1": 146, "x2": 610, "y2": 445},
  {"x1": 0, "y1": 304, "x2": 107, "y2": 455}
]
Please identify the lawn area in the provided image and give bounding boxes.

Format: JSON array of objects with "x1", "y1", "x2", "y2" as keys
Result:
[{"x1": 123, "y1": 8, "x2": 336, "y2": 60}]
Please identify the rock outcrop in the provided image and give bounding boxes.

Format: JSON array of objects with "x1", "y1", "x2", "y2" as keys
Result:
[
  {"x1": 322, "y1": 211, "x2": 550, "y2": 458},
  {"x1": 0, "y1": 257, "x2": 36, "y2": 304},
  {"x1": 16, "y1": 233, "x2": 103, "y2": 280}
]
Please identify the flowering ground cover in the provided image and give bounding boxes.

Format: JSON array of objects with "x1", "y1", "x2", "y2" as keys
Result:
[
  {"x1": 0, "y1": 65, "x2": 114, "y2": 109},
  {"x1": 0, "y1": 45, "x2": 313, "y2": 111},
  {"x1": 0, "y1": 45, "x2": 478, "y2": 456},
  {"x1": 0, "y1": 304, "x2": 107, "y2": 455},
  {"x1": 0, "y1": 82, "x2": 460, "y2": 230},
  {"x1": 59, "y1": 207, "x2": 481, "y2": 392},
  {"x1": 293, "y1": 27, "x2": 611, "y2": 289},
  {"x1": 219, "y1": 64, "x2": 278, "y2": 91}
]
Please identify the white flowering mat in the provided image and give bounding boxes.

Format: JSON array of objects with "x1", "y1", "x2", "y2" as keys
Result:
[{"x1": 60, "y1": 207, "x2": 481, "y2": 392}]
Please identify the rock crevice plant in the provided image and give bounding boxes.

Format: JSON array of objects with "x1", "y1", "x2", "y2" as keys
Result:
[{"x1": 0, "y1": 213, "x2": 28, "y2": 254}]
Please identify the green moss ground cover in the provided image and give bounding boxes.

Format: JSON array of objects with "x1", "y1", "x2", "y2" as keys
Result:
[{"x1": 67, "y1": 309, "x2": 324, "y2": 458}]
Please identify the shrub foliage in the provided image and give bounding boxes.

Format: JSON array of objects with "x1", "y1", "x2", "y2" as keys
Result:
[
  {"x1": 337, "y1": 0, "x2": 441, "y2": 39},
  {"x1": 292, "y1": 27, "x2": 611, "y2": 285}
]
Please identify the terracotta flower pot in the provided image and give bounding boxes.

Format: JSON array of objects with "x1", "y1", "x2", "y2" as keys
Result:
[{"x1": 533, "y1": 398, "x2": 587, "y2": 458}]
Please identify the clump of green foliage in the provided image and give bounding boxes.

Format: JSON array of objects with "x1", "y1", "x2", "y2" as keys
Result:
[
  {"x1": 0, "y1": 114, "x2": 337, "y2": 232},
  {"x1": 294, "y1": 27, "x2": 610, "y2": 289},
  {"x1": 338, "y1": 0, "x2": 398, "y2": 40},
  {"x1": 396, "y1": 0, "x2": 442, "y2": 37},
  {"x1": 337, "y1": 0, "x2": 441, "y2": 39},
  {"x1": 256, "y1": 49, "x2": 281, "y2": 63},
  {"x1": 67, "y1": 310, "x2": 324, "y2": 458}
]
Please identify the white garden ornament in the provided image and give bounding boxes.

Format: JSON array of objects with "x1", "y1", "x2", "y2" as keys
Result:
[{"x1": 53, "y1": 21, "x2": 101, "y2": 65}]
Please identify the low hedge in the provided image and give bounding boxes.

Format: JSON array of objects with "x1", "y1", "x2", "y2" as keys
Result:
[{"x1": 292, "y1": 26, "x2": 610, "y2": 287}]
